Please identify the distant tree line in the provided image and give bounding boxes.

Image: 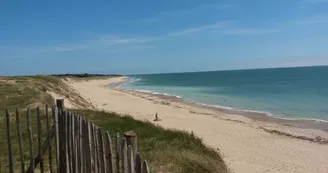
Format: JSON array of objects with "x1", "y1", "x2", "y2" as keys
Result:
[{"x1": 51, "y1": 73, "x2": 122, "y2": 78}]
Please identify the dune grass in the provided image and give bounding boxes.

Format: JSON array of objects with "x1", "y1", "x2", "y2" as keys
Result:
[
  {"x1": 0, "y1": 76, "x2": 228, "y2": 173},
  {"x1": 74, "y1": 109, "x2": 228, "y2": 173}
]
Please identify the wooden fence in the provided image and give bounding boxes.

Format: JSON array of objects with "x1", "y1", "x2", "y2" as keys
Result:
[{"x1": 4, "y1": 103, "x2": 150, "y2": 173}]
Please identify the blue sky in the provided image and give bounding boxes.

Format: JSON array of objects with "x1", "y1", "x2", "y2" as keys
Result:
[{"x1": 1, "y1": 0, "x2": 328, "y2": 75}]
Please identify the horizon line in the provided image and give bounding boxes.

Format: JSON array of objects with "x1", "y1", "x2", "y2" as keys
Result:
[{"x1": 128, "y1": 64, "x2": 328, "y2": 76}]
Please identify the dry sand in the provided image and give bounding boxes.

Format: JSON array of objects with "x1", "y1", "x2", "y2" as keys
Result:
[{"x1": 68, "y1": 77, "x2": 328, "y2": 173}]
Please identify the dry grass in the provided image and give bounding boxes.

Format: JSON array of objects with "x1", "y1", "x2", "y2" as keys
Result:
[{"x1": 0, "y1": 76, "x2": 94, "y2": 109}]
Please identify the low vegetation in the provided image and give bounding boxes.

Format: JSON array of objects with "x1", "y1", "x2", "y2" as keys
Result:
[
  {"x1": 0, "y1": 75, "x2": 228, "y2": 173},
  {"x1": 51, "y1": 73, "x2": 122, "y2": 81}
]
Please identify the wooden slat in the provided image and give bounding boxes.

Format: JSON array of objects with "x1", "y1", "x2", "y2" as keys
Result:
[
  {"x1": 81, "y1": 118, "x2": 84, "y2": 173},
  {"x1": 77, "y1": 116, "x2": 81, "y2": 173},
  {"x1": 67, "y1": 112, "x2": 72, "y2": 173},
  {"x1": 95, "y1": 126, "x2": 100, "y2": 173},
  {"x1": 76, "y1": 115, "x2": 80, "y2": 173},
  {"x1": 46, "y1": 105, "x2": 53, "y2": 173},
  {"x1": 115, "y1": 133, "x2": 120, "y2": 173},
  {"x1": 4, "y1": 106, "x2": 152, "y2": 173},
  {"x1": 26, "y1": 108, "x2": 34, "y2": 173},
  {"x1": 98, "y1": 128, "x2": 106, "y2": 173},
  {"x1": 127, "y1": 145, "x2": 135, "y2": 173},
  {"x1": 59, "y1": 111, "x2": 68, "y2": 173},
  {"x1": 71, "y1": 113, "x2": 76, "y2": 173},
  {"x1": 37, "y1": 107, "x2": 44, "y2": 173},
  {"x1": 74, "y1": 115, "x2": 79, "y2": 173},
  {"x1": 83, "y1": 118, "x2": 87, "y2": 173},
  {"x1": 71, "y1": 112, "x2": 75, "y2": 173},
  {"x1": 105, "y1": 131, "x2": 114, "y2": 173},
  {"x1": 16, "y1": 108, "x2": 25, "y2": 173},
  {"x1": 141, "y1": 161, "x2": 150, "y2": 173},
  {"x1": 65, "y1": 112, "x2": 70, "y2": 172},
  {"x1": 135, "y1": 153, "x2": 141, "y2": 173},
  {"x1": 86, "y1": 121, "x2": 92, "y2": 173},
  {"x1": 90, "y1": 123, "x2": 95, "y2": 173},
  {"x1": 26, "y1": 126, "x2": 55, "y2": 173},
  {"x1": 92, "y1": 124, "x2": 98, "y2": 173},
  {"x1": 52, "y1": 105, "x2": 59, "y2": 171},
  {"x1": 5, "y1": 109, "x2": 13, "y2": 173},
  {"x1": 121, "y1": 138, "x2": 128, "y2": 173},
  {"x1": 85, "y1": 119, "x2": 89, "y2": 173},
  {"x1": 79, "y1": 116, "x2": 84, "y2": 173}
]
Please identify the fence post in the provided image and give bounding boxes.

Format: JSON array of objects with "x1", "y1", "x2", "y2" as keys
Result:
[
  {"x1": 5, "y1": 109, "x2": 13, "y2": 173},
  {"x1": 124, "y1": 131, "x2": 137, "y2": 162},
  {"x1": 56, "y1": 99, "x2": 64, "y2": 114}
]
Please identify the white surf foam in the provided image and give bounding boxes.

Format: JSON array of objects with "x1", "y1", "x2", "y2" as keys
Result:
[{"x1": 123, "y1": 77, "x2": 328, "y2": 123}]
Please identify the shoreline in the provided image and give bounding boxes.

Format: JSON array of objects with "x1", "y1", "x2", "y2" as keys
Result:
[
  {"x1": 118, "y1": 85, "x2": 328, "y2": 143},
  {"x1": 117, "y1": 77, "x2": 328, "y2": 132},
  {"x1": 69, "y1": 76, "x2": 328, "y2": 173}
]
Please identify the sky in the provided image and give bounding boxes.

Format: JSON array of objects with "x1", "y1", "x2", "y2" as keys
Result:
[{"x1": 1, "y1": 0, "x2": 328, "y2": 75}]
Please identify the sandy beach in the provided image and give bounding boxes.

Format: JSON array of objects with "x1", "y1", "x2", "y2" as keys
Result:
[{"x1": 66, "y1": 77, "x2": 328, "y2": 173}]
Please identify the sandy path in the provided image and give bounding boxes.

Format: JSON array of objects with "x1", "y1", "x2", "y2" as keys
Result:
[{"x1": 69, "y1": 77, "x2": 328, "y2": 173}]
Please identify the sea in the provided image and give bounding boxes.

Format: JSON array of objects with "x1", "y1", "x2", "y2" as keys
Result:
[{"x1": 121, "y1": 66, "x2": 328, "y2": 122}]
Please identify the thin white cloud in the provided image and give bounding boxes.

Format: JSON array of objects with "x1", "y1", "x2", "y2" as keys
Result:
[
  {"x1": 37, "y1": 44, "x2": 87, "y2": 53},
  {"x1": 10, "y1": 55, "x2": 23, "y2": 59},
  {"x1": 159, "y1": 3, "x2": 232, "y2": 16},
  {"x1": 37, "y1": 37, "x2": 136, "y2": 53},
  {"x1": 53, "y1": 45, "x2": 87, "y2": 52},
  {"x1": 140, "y1": 3, "x2": 233, "y2": 23},
  {"x1": 97, "y1": 36, "x2": 136, "y2": 46},
  {"x1": 292, "y1": 16, "x2": 328, "y2": 25},
  {"x1": 214, "y1": 28, "x2": 283, "y2": 35},
  {"x1": 301, "y1": 0, "x2": 328, "y2": 4},
  {"x1": 105, "y1": 45, "x2": 153, "y2": 53},
  {"x1": 34, "y1": 21, "x2": 230, "y2": 53},
  {"x1": 168, "y1": 22, "x2": 230, "y2": 36},
  {"x1": 136, "y1": 21, "x2": 230, "y2": 42},
  {"x1": 299, "y1": 0, "x2": 328, "y2": 8},
  {"x1": 273, "y1": 55, "x2": 328, "y2": 67}
]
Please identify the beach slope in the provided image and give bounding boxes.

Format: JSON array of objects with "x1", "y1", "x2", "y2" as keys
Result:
[{"x1": 68, "y1": 77, "x2": 328, "y2": 173}]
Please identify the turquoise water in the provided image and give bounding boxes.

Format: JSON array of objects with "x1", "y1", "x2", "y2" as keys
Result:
[{"x1": 123, "y1": 66, "x2": 328, "y2": 121}]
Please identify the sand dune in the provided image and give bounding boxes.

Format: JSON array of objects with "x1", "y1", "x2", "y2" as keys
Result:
[{"x1": 68, "y1": 77, "x2": 328, "y2": 173}]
